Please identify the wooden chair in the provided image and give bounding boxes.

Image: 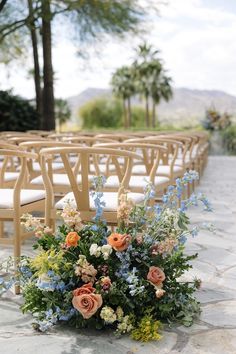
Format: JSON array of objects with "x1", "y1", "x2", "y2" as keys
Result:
[
  {"x1": 124, "y1": 137, "x2": 184, "y2": 184},
  {"x1": 19, "y1": 140, "x2": 74, "y2": 180},
  {"x1": 0, "y1": 149, "x2": 46, "y2": 294},
  {"x1": 39, "y1": 146, "x2": 145, "y2": 227},
  {"x1": 19, "y1": 140, "x2": 92, "y2": 194},
  {"x1": 94, "y1": 142, "x2": 170, "y2": 196}
]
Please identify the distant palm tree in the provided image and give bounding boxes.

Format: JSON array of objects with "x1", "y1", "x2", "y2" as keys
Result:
[
  {"x1": 111, "y1": 66, "x2": 135, "y2": 128},
  {"x1": 133, "y1": 42, "x2": 172, "y2": 128},
  {"x1": 133, "y1": 43, "x2": 160, "y2": 127},
  {"x1": 150, "y1": 68, "x2": 172, "y2": 128}
]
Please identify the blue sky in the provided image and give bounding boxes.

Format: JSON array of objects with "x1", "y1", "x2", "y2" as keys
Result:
[{"x1": 1, "y1": 0, "x2": 236, "y2": 98}]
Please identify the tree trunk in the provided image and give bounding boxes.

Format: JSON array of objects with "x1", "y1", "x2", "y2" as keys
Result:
[
  {"x1": 41, "y1": 0, "x2": 55, "y2": 130},
  {"x1": 127, "y1": 97, "x2": 132, "y2": 128},
  {"x1": 123, "y1": 99, "x2": 128, "y2": 129},
  {"x1": 27, "y1": 0, "x2": 42, "y2": 127},
  {"x1": 0, "y1": 0, "x2": 8, "y2": 12},
  {"x1": 152, "y1": 101, "x2": 156, "y2": 128},
  {"x1": 145, "y1": 94, "x2": 150, "y2": 127}
]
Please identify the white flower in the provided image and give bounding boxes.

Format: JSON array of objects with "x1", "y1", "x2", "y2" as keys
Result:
[
  {"x1": 89, "y1": 243, "x2": 101, "y2": 257},
  {"x1": 100, "y1": 306, "x2": 117, "y2": 323},
  {"x1": 101, "y1": 244, "x2": 112, "y2": 260},
  {"x1": 116, "y1": 315, "x2": 133, "y2": 333}
]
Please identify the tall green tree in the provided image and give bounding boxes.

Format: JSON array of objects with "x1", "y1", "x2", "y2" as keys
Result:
[
  {"x1": 0, "y1": 0, "x2": 154, "y2": 130},
  {"x1": 111, "y1": 66, "x2": 135, "y2": 128}
]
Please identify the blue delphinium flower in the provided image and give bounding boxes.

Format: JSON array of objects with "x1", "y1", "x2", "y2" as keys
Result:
[
  {"x1": 90, "y1": 176, "x2": 107, "y2": 222},
  {"x1": 126, "y1": 267, "x2": 145, "y2": 296},
  {"x1": 115, "y1": 245, "x2": 132, "y2": 279},
  {"x1": 198, "y1": 193, "x2": 213, "y2": 211}
]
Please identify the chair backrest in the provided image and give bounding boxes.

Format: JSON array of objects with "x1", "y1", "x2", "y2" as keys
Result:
[
  {"x1": 19, "y1": 140, "x2": 83, "y2": 180},
  {"x1": 124, "y1": 137, "x2": 183, "y2": 168},
  {"x1": 61, "y1": 136, "x2": 116, "y2": 145},
  {"x1": 95, "y1": 133, "x2": 137, "y2": 142},
  {"x1": 94, "y1": 142, "x2": 168, "y2": 180},
  {"x1": 0, "y1": 149, "x2": 38, "y2": 198},
  {"x1": 8, "y1": 136, "x2": 47, "y2": 145},
  {"x1": 0, "y1": 141, "x2": 25, "y2": 171},
  {"x1": 39, "y1": 146, "x2": 141, "y2": 214}
]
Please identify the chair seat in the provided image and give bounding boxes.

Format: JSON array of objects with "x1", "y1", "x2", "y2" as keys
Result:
[
  {"x1": 158, "y1": 165, "x2": 183, "y2": 175},
  {"x1": 175, "y1": 158, "x2": 191, "y2": 166},
  {"x1": 55, "y1": 191, "x2": 144, "y2": 211},
  {"x1": 0, "y1": 189, "x2": 45, "y2": 208},
  {"x1": 105, "y1": 175, "x2": 170, "y2": 189},
  {"x1": 31, "y1": 174, "x2": 93, "y2": 186},
  {"x1": 4, "y1": 172, "x2": 19, "y2": 182},
  {"x1": 32, "y1": 162, "x2": 65, "y2": 172}
]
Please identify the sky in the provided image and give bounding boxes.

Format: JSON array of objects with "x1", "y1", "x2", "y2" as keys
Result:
[{"x1": 1, "y1": 0, "x2": 236, "y2": 99}]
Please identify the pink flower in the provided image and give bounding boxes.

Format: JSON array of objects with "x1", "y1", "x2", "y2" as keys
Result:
[{"x1": 147, "y1": 266, "x2": 165, "y2": 286}]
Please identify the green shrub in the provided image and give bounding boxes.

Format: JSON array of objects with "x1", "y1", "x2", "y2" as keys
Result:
[
  {"x1": 131, "y1": 106, "x2": 146, "y2": 128},
  {"x1": 79, "y1": 97, "x2": 123, "y2": 129},
  {"x1": 222, "y1": 125, "x2": 236, "y2": 155},
  {"x1": 0, "y1": 90, "x2": 39, "y2": 131}
]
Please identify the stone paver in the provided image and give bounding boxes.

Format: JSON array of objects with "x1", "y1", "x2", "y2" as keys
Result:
[{"x1": 0, "y1": 156, "x2": 236, "y2": 353}]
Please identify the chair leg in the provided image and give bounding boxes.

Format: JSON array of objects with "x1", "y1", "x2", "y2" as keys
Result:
[
  {"x1": 13, "y1": 212, "x2": 21, "y2": 295},
  {"x1": 0, "y1": 221, "x2": 4, "y2": 238}
]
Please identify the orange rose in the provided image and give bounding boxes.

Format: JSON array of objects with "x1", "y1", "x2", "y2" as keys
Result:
[
  {"x1": 147, "y1": 266, "x2": 165, "y2": 286},
  {"x1": 107, "y1": 233, "x2": 131, "y2": 252},
  {"x1": 65, "y1": 231, "x2": 80, "y2": 247},
  {"x1": 72, "y1": 292, "x2": 103, "y2": 319},
  {"x1": 73, "y1": 283, "x2": 95, "y2": 296}
]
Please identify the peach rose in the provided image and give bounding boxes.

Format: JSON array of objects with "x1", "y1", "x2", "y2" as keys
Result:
[
  {"x1": 73, "y1": 283, "x2": 95, "y2": 296},
  {"x1": 107, "y1": 233, "x2": 131, "y2": 252},
  {"x1": 72, "y1": 292, "x2": 103, "y2": 319},
  {"x1": 65, "y1": 231, "x2": 80, "y2": 247},
  {"x1": 147, "y1": 266, "x2": 165, "y2": 286}
]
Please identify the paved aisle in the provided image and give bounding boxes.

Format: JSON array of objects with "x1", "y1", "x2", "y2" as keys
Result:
[{"x1": 0, "y1": 156, "x2": 236, "y2": 354}]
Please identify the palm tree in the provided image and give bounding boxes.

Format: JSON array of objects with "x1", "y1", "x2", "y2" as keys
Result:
[
  {"x1": 150, "y1": 67, "x2": 172, "y2": 128},
  {"x1": 111, "y1": 66, "x2": 135, "y2": 128},
  {"x1": 55, "y1": 98, "x2": 71, "y2": 132},
  {"x1": 133, "y1": 42, "x2": 172, "y2": 128},
  {"x1": 133, "y1": 43, "x2": 161, "y2": 127}
]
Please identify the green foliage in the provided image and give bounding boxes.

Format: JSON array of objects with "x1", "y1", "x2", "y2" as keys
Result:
[
  {"x1": 55, "y1": 98, "x2": 71, "y2": 131},
  {"x1": 131, "y1": 106, "x2": 146, "y2": 127},
  {"x1": 79, "y1": 97, "x2": 122, "y2": 129},
  {"x1": 222, "y1": 125, "x2": 236, "y2": 154},
  {"x1": 0, "y1": 90, "x2": 39, "y2": 131}
]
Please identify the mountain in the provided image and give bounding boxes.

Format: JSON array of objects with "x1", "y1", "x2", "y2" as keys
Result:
[{"x1": 67, "y1": 87, "x2": 236, "y2": 127}]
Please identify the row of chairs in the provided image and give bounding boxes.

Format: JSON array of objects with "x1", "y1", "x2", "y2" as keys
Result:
[{"x1": 0, "y1": 130, "x2": 209, "y2": 293}]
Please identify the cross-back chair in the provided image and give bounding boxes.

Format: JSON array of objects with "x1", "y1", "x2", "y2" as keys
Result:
[
  {"x1": 0, "y1": 149, "x2": 46, "y2": 293},
  {"x1": 39, "y1": 146, "x2": 145, "y2": 227}
]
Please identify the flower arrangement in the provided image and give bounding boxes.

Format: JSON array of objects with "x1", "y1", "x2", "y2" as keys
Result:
[
  {"x1": 202, "y1": 107, "x2": 232, "y2": 131},
  {"x1": 0, "y1": 172, "x2": 214, "y2": 342}
]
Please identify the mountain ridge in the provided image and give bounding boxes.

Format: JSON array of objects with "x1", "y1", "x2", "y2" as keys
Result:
[{"x1": 67, "y1": 87, "x2": 236, "y2": 126}]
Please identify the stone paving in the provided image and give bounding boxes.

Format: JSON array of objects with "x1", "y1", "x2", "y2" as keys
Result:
[{"x1": 0, "y1": 156, "x2": 236, "y2": 354}]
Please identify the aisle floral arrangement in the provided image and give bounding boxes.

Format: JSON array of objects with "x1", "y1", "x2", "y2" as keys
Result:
[{"x1": 0, "y1": 171, "x2": 213, "y2": 342}]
